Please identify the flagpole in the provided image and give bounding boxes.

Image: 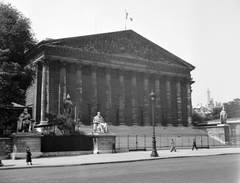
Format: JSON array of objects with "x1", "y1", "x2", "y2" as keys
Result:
[{"x1": 125, "y1": 9, "x2": 127, "y2": 30}]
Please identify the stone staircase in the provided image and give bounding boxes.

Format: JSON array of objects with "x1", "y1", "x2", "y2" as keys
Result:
[{"x1": 79, "y1": 124, "x2": 207, "y2": 136}]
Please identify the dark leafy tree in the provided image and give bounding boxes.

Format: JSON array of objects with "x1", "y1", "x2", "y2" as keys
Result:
[
  {"x1": 0, "y1": 2, "x2": 36, "y2": 133},
  {"x1": 211, "y1": 107, "x2": 222, "y2": 120},
  {"x1": 223, "y1": 98, "x2": 240, "y2": 118},
  {"x1": 46, "y1": 113, "x2": 85, "y2": 136},
  {"x1": 192, "y1": 112, "x2": 203, "y2": 126}
]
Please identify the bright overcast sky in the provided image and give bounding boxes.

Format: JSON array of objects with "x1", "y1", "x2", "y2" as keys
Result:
[{"x1": 2, "y1": 0, "x2": 240, "y2": 107}]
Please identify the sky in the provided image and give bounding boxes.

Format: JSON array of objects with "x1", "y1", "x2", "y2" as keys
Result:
[{"x1": 2, "y1": 0, "x2": 240, "y2": 107}]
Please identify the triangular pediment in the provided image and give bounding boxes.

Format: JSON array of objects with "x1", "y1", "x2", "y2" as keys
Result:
[{"x1": 43, "y1": 30, "x2": 194, "y2": 69}]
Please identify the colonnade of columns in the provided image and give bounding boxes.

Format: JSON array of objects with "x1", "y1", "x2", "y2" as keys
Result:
[{"x1": 34, "y1": 60, "x2": 193, "y2": 126}]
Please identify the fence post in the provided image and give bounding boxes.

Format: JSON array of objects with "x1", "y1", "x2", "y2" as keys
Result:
[
  {"x1": 127, "y1": 135, "x2": 129, "y2": 150},
  {"x1": 159, "y1": 135, "x2": 161, "y2": 149},
  {"x1": 136, "y1": 135, "x2": 138, "y2": 150},
  {"x1": 207, "y1": 134, "x2": 209, "y2": 148},
  {"x1": 201, "y1": 135, "x2": 202, "y2": 148},
  {"x1": 219, "y1": 134, "x2": 221, "y2": 147},
  {"x1": 213, "y1": 134, "x2": 215, "y2": 147},
  {"x1": 118, "y1": 136, "x2": 120, "y2": 150},
  {"x1": 167, "y1": 135, "x2": 169, "y2": 148},
  {"x1": 174, "y1": 135, "x2": 176, "y2": 148},
  {"x1": 144, "y1": 135, "x2": 146, "y2": 150},
  {"x1": 182, "y1": 136, "x2": 183, "y2": 148}
]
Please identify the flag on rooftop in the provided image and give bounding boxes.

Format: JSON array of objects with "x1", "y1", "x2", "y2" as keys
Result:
[{"x1": 125, "y1": 10, "x2": 133, "y2": 21}]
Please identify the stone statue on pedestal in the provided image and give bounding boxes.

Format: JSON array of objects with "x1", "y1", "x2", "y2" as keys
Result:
[
  {"x1": 63, "y1": 94, "x2": 73, "y2": 117},
  {"x1": 220, "y1": 106, "x2": 227, "y2": 124},
  {"x1": 93, "y1": 112, "x2": 108, "y2": 133},
  {"x1": 17, "y1": 108, "x2": 33, "y2": 132}
]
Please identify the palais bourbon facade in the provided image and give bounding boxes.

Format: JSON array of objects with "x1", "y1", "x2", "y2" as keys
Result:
[{"x1": 25, "y1": 30, "x2": 195, "y2": 127}]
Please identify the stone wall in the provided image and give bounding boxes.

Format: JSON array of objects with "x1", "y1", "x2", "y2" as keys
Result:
[
  {"x1": 11, "y1": 133, "x2": 43, "y2": 159},
  {"x1": 0, "y1": 138, "x2": 12, "y2": 159}
]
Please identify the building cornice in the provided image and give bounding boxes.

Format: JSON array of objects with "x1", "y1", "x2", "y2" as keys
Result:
[{"x1": 42, "y1": 45, "x2": 191, "y2": 75}]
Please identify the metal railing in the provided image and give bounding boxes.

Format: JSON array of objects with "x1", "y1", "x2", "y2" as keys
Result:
[{"x1": 115, "y1": 134, "x2": 240, "y2": 151}]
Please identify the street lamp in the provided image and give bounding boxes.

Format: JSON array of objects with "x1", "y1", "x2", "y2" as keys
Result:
[{"x1": 150, "y1": 90, "x2": 159, "y2": 157}]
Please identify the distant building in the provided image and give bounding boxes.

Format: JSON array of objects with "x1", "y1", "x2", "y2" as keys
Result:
[
  {"x1": 194, "y1": 104, "x2": 212, "y2": 118},
  {"x1": 206, "y1": 89, "x2": 221, "y2": 109}
]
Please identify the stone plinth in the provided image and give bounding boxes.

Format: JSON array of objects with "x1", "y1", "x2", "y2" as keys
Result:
[
  {"x1": 88, "y1": 133, "x2": 116, "y2": 154},
  {"x1": 11, "y1": 132, "x2": 43, "y2": 159},
  {"x1": 0, "y1": 138, "x2": 12, "y2": 159},
  {"x1": 206, "y1": 124, "x2": 230, "y2": 145}
]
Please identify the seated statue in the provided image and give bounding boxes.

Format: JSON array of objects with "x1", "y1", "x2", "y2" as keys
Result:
[
  {"x1": 93, "y1": 112, "x2": 108, "y2": 133},
  {"x1": 17, "y1": 108, "x2": 32, "y2": 132},
  {"x1": 220, "y1": 106, "x2": 227, "y2": 124}
]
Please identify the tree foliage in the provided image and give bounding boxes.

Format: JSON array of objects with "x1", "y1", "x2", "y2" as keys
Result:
[
  {"x1": 0, "y1": 2, "x2": 36, "y2": 126},
  {"x1": 46, "y1": 113, "x2": 85, "y2": 136},
  {"x1": 223, "y1": 98, "x2": 240, "y2": 118},
  {"x1": 211, "y1": 107, "x2": 222, "y2": 120}
]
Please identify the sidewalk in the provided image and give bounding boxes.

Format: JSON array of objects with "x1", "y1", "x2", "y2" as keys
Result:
[{"x1": 1, "y1": 147, "x2": 240, "y2": 170}]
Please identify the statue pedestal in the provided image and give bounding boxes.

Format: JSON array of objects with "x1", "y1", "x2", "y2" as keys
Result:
[
  {"x1": 88, "y1": 133, "x2": 116, "y2": 154},
  {"x1": 206, "y1": 124, "x2": 231, "y2": 145},
  {"x1": 11, "y1": 132, "x2": 43, "y2": 159}
]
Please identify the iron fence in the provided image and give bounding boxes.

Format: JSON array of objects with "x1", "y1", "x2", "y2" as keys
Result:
[{"x1": 115, "y1": 134, "x2": 240, "y2": 151}]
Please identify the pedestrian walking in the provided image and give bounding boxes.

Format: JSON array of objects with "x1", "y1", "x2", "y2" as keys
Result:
[
  {"x1": 112, "y1": 141, "x2": 116, "y2": 153},
  {"x1": 192, "y1": 139, "x2": 198, "y2": 150},
  {"x1": 26, "y1": 146, "x2": 32, "y2": 165},
  {"x1": 170, "y1": 139, "x2": 176, "y2": 152}
]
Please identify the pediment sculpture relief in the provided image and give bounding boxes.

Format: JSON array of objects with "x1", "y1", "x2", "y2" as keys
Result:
[{"x1": 61, "y1": 36, "x2": 184, "y2": 66}]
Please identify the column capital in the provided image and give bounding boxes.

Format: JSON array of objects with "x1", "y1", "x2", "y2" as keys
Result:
[
  {"x1": 91, "y1": 64, "x2": 98, "y2": 70},
  {"x1": 75, "y1": 62, "x2": 83, "y2": 70},
  {"x1": 105, "y1": 67, "x2": 112, "y2": 73},
  {"x1": 39, "y1": 58, "x2": 50, "y2": 66},
  {"x1": 143, "y1": 71, "x2": 150, "y2": 77},
  {"x1": 131, "y1": 70, "x2": 138, "y2": 76},
  {"x1": 119, "y1": 68, "x2": 125, "y2": 75},
  {"x1": 59, "y1": 61, "x2": 67, "y2": 67},
  {"x1": 153, "y1": 72, "x2": 161, "y2": 79}
]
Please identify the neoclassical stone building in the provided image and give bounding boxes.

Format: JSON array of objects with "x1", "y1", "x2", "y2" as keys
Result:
[{"x1": 25, "y1": 30, "x2": 195, "y2": 127}]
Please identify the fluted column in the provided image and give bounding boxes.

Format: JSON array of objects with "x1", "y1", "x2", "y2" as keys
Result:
[
  {"x1": 119, "y1": 69, "x2": 125, "y2": 125},
  {"x1": 91, "y1": 65, "x2": 97, "y2": 121},
  {"x1": 186, "y1": 79, "x2": 192, "y2": 125},
  {"x1": 154, "y1": 73, "x2": 161, "y2": 126},
  {"x1": 105, "y1": 67, "x2": 112, "y2": 123},
  {"x1": 166, "y1": 76, "x2": 172, "y2": 125},
  {"x1": 176, "y1": 77, "x2": 182, "y2": 125},
  {"x1": 58, "y1": 62, "x2": 66, "y2": 115},
  {"x1": 33, "y1": 62, "x2": 42, "y2": 122},
  {"x1": 75, "y1": 63, "x2": 83, "y2": 122},
  {"x1": 131, "y1": 71, "x2": 138, "y2": 125},
  {"x1": 143, "y1": 72, "x2": 150, "y2": 125},
  {"x1": 40, "y1": 61, "x2": 49, "y2": 122}
]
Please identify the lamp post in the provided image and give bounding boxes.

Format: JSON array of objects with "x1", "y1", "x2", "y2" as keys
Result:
[{"x1": 150, "y1": 90, "x2": 159, "y2": 157}]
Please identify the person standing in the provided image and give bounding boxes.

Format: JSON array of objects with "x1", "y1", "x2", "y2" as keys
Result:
[
  {"x1": 0, "y1": 159, "x2": 3, "y2": 167},
  {"x1": 170, "y1": 139, "x2": 177, "y2": 152},
  {"x1": 192, "y1": 139, "x2": 198, "y2": 150},
  {"x1": 26, "y1": 146, "x2": 32, "y2": 165}
]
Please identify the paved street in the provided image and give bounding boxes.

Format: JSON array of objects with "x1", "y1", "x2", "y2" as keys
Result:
[
  {"x1": 0, "y1": 154, "x2": 240, "y2": 183},
  {"x1": 1, "y1": 147, "x2": 240, "y2": 170}
]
